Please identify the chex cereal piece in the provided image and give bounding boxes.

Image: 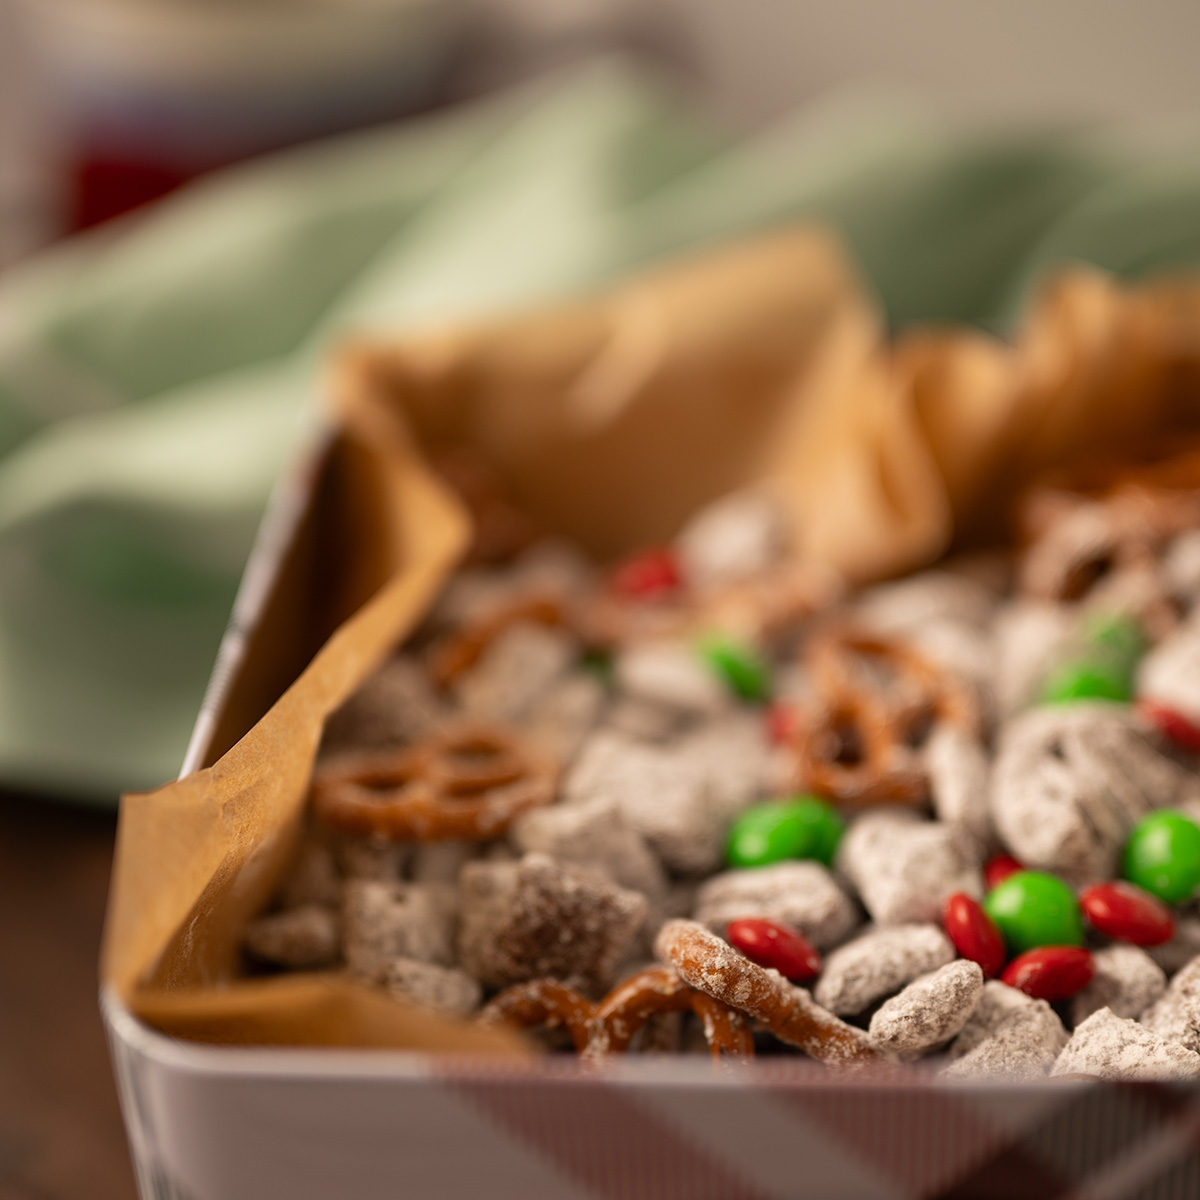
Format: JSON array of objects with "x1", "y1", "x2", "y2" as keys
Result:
[
  {"x1": 693, "y1": 861, "x2": 859, "y2": 951},
  {"x1": 677, "y1": 711, "x2": 772, "y2": 824},
  {"x1": 1149, "y1": 915, "x2": 1200, "y2": 974},
  {"x1": 614, "y1": 642, "x2": 729, "y2": 718},
  {"x1": 869, "y1": 960, "x2": 984, "y2": 1058},
  {"x1": 1051, "y1": 1009, "x2": 1200, "y2": 1082},
  {"x1": 837, "y1": 811, "x2": 982, "y2": 926},
  {"x1": 676, "y1": 488, "x2": 788, "y2": 591},
  {"x1": 458, "y1": 853, "x2": 646, "y2": 991},
  {"x1": 332, "y1": 833, "x2": 408, "y2": 882},
  {"x1": 456, "y1": 622, "x2": 576, "y2": 725},
  {"x1": 854, "y1": 571, "x2": 998, "y2": 635},
  {"x1": 511, "y1": 796, "x2": 668, "y2": 900},
  {"x1": 1138, "y1": 617, "x2": 1200, "y2": 724},
  {"x1": 243, "y1": 904, "x2": 341, "y2": 969},
  {"x1": 813, "y1": 924, "x2": 955, "y2": 1017},
  {"x1": 909, "y1": 621, "x2": 996, "y2": 722},
  {"x1": 342, "y1": 880, "x2": 456, "y2": 977},
  {"x1": 924, "y1": 725, "x2": 992, "y2": 851},
  {"x1": 603, "y1": 697, "x2": 690, "y2": 743},
  {"x1": 1140, "y1": 956, "x2": 1200, "y2": 1055},
  {"x1": 942, "y1": 993, "x2": 1069, "y2": 1081},
  {"x1": 279, "y1": 834, "x2": 342, "y2": 909},
  {"x1": 948, "y1": 981, "x2": 1065, "y2": 1060},
  {"x1": 1070, "y1": 945, "x2": 1167, "y2": 1025},
  {"x1": 409, "y1": 840, "x2": 478, "y2": 886},
  {"x1": 526, "y1": 673, "x2": 607, "y2": 764},
  {"x1": 991, "y1": 601, "x2": 1076, "y2": 718},
  {"x1": 566, "y1": 732, "x2": 724, "y2": 874},
  {"x1": 1164, "y1": 531, "x2": 1200, "y2": 610},
  {"x1": 991, "y1": 704, "x2": 1197, "y2": 882},
  {"x1": 510, "y1": 539, "x2": 597, "y2": 599},
  {"x1": 321, "y1": 656, "x2": 447, "y2": 757},
  {"x1": 383, "y1": 958, "x2": 483, "y2": 1018}
]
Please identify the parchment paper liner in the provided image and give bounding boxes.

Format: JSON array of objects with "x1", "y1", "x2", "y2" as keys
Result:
[{"x1": 101, "y1": 226, "x2": 1200, "y2": 1051}]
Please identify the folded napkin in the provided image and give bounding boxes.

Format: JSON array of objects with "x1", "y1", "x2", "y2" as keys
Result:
[{"x1": 1, "y1": 59, "x2": 1198, "y2": 801}]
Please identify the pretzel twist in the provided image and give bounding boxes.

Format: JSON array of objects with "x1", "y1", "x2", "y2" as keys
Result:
[
  {"x1": 786, "y1": 629, "x2": 979, "y2": 807},
  {"x1": 479, "y1": 966, "x2": 753, "y2": 1060},
  {"x1": 429, "y1": 594, "x2": 569, "y2": 689},
  {"x1": 655, "y1": 920, "x2": 881, "y2": 1071},
  {"x1": 1020, "y1": 482, "x2": 1200, "y2": 640},
  {"x1": 311, "y1": 724, "x2": 557, "y2": 841}
]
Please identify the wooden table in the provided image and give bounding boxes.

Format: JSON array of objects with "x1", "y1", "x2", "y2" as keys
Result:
[{"x1": 0, "y1": 791, "x2": 136, "y2": 1200}]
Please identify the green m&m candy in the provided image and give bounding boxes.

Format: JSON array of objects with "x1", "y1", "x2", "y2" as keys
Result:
[
  {"x1": 727, "y1": 797, "x2": 844, "y2": 868},
  {"x1": 1082, "y1": 612, "x2": 1146, "y2": 667},
  {"x1": 1123, "y1": 810, "x2": 1200, "y2": 904},
  {"x1": 698, "y1": 635, "x2": 772, "y2": 703},
  {"x1": 1039, "y1": 612, "x2": 1145, "y2": 706},
  {"x1": 983, "y1": 870, "x2": 1084, "y2": 955},
  {"x1": 1040, "y1": 659, "x2": 1133, "y2": 705}
]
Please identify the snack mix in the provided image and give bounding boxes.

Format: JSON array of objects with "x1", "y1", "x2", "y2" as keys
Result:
[{"x1": 244, "y1": 455, "x2": 1200, "y2": 1081}]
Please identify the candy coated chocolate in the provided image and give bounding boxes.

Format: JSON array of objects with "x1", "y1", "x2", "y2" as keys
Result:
[
  {"x1": 1001, "y1": 946, "x2": 1094, "y2": 1002},
  {"x1": 944, "y1": 892, "x2": 1007, "y2": 978},
  {"x1": 1139, "y1": 698, "x2": 1200, "y2": 754},
  {"x1": 611, "y1": 547, "x2": 682, "y2": 600},
  {"x1": 984, "y1": 870, "x2": 1084, "y2": 955},
  {"x1": 726, "y1": 797, "x2": 843, "y2": 868},
  {"x1": 1040, "y1": 658, "x2": 1132, "y2": 705},
  {"x1": 1123, "y1": 811, "x2": 1200, "y2": 904},
  {"x1": 698, "y1": 635, "x2": 772, "y2": 702},
  {"x1": 984, "y1": 854, "x2": 1023, "y2": 891},
  {"x1": 1080, "y1": 881, "x2": 1175, "y2": 947},
  {"x1": 726, "y1": 917, "x2": 821, "y2": 982}
]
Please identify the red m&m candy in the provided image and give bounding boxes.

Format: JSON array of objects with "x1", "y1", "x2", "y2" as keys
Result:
[
  {"x1": 1139, "y1": 698, "x2": 1200, "y2": 755},
  {"x1": 611, "y1": 547, "x2": 683, "y2": 600},
  {"x1": 984, "y1": 855, "x2": 1023, "y2": 891},
  {"x1": 726, "y1": 918, "x2": 821, "y2": 982},
  {"x1": 766, "y1": 702, "x2": 799, "y2": 745},
  {"x1": 1079, "y1": 881, "x2": 1175, "y2": 947},
  {"x1": 1001, "y1": 946, "x2": 1094, "y2": 1002},
  {"x1": 943, "y1": 893, "x2": 1006, "y2": 978}
]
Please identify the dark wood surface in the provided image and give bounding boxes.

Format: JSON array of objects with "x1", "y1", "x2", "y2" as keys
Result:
[{"x1": 0, "y1": 791, "x2": 137, "y2": 1200}]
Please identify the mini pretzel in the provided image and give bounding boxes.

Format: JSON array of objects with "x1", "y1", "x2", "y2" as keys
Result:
[
  {"x1": 478, "y1": 980, "x2": 595, "y2": 1053},
  {"x1": 589, "y1": 966, "x2": 753, "y2": 1059},
  {"x1": 655, "y1": 919, "x2": 882, "y2": 1071},
  {"x1": 311, "y1": 723, "x2": 557, "y2": 841},
  {"x1": 479, "y1": 966, "x2": 753, "y2": 1060},
  {"x1": 785, "y1": 629, "x2": 979, "y2": 807},
  {"x1": 1020, "y1": 482, "x2": 1200, "y2": 640},
  {"x1": 429, "y1": 593, "x2": 569, "y2": 689}
]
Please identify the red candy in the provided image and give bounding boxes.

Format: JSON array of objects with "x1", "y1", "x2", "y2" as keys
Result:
[
  {"x1": 943, "y1": 893, "x2": 1007, "y2": 978},
  {"x1": 726, "y1": 918, "x2": 821, "y2": 982},
  {"x1": 611, "y1": 547, "x2": 683, "y2": 600},
  {"x1": 1001, "y1": 946, "x2": 1094, "y2": 1001},
  {"x1": 1139, "y1": 698, "x2": 1200, "y2": 754},
  {"x1": 1080, "y1": 881, "x2": 1176, "y2": 947},
  {"x1": 766, "y1": 702, "x2": 800, "y2": 746},
  {"x1": 984, "y1": 854, "x2": 1023, "y2": 891}
]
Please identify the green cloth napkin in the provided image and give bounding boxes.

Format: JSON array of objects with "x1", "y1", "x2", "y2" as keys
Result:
[{"x1": 1, "y1": 59, "x2": 1198, "y2": 802}]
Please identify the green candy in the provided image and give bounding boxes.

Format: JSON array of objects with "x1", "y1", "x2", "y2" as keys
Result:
[
  {"x1": 1082, "y1": 612, "x2": 1146, "y2": 667},
  {"x1": 1040, "y1": 658, "x2": 1133, "y2": 705},
  {"x1": 727, "y1": 797, "x2": 844, "y2": 868},
  {"x1": 698, "y1": 635, "x2": 771, "y2": 703},
  {"x1": 1040, "y1": 612, "x2": 1145, "y2": 706},
  {"x1": 983, "y1": 870, "x2": 1084, "y2": 955},
  {"x1": 1123, "y1": 810, "x2": 1200, "y2": 904}
]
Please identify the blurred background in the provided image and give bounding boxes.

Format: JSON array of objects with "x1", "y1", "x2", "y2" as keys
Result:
[
  {"x1": 3, "y1": 2, "x2": 1200, "y2": 1197},
  {"x1": 5, "y1": 0, "x2": 1200, "y2": 260}
]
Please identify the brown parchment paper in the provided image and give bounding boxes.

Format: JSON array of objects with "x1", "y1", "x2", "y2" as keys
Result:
[{"x1": 102, "y1": 225, "x2": 1200, "y2": 1051}]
